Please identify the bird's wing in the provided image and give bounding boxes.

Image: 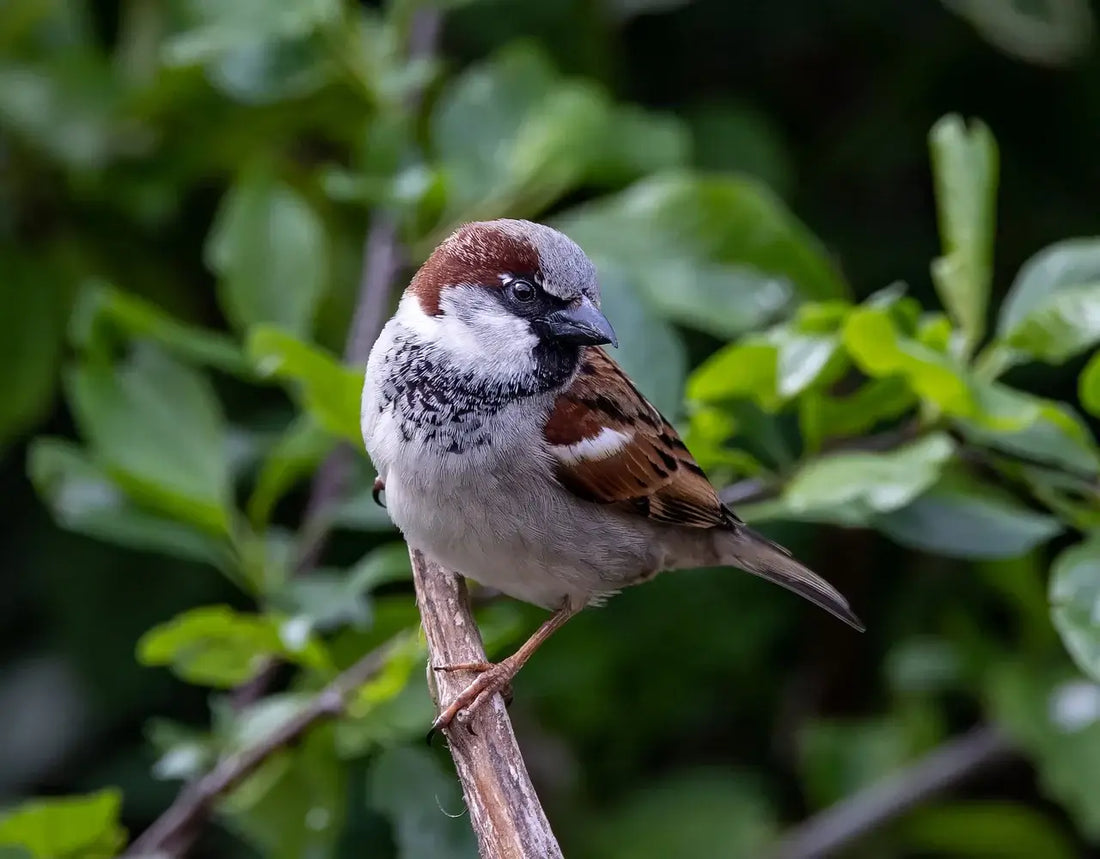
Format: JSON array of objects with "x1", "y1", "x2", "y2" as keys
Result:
[{"x1": 543, "y1": 347, "x2": 730, "y2": 529}]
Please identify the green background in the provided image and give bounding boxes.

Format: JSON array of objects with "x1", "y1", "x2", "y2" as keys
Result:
[{"x1": 2, "y1": 0, "x2": 1100, "y2": 857}]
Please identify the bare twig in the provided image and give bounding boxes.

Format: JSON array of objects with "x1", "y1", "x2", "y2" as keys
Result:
[
  {"x1": 124, "y1": 643, "x2": 394, "y2": 857},
  {"x1": 411, "y1": 550, "x2": 563, "y2": 859},
  {"x1": 769, "y1": 725, "x2": 1015, "y2": 859}
]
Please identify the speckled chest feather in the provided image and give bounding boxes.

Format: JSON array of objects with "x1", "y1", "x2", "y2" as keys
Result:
[{"x1": 375, "y1": 327, "x2": 580, "y2": 454}]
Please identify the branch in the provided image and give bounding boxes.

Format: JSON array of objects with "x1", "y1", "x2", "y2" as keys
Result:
[
  {"x1": 769, "y1": 725, "x2": 1015, "y2": 859},
  {"x1": 123, "y1": 643, "x2": 394, "y2": 857},
  {"x1": 411, "y1": 550, "x2": 564, "y2": 859}
]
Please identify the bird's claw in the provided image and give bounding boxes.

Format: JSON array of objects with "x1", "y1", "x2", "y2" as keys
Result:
[
  {"x1": 372, "y1": 477, "x2": 386, "y2": 507},
  {"x1": 428, "y1": 660, "x2": 517, "y2": 735}
]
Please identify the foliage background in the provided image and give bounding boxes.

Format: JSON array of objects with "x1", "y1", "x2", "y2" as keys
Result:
[{"x1": 2, "y1": 0, "x2": 1100, "y2": 856}]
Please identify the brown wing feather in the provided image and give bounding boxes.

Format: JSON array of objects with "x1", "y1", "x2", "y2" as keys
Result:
[{"x1": 544, "y1": 348, "x2": 728, "y2": 529}]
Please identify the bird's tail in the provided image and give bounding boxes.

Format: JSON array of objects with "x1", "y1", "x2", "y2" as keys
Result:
[{"x1": 718, "y1": 524, "x2": 865, "y2": 631}]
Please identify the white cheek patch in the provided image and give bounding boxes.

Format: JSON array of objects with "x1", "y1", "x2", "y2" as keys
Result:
[
  {"x1": 552, "y1": 427, "x2": 632, "y2": 464},
  {"x1": 428, "y1": 288, "x2": 539, "y2": 370}
]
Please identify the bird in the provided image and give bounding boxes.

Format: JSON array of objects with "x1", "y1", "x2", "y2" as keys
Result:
[{"x1": 360, "y1": 218, "x2": 863, "y2": 732}]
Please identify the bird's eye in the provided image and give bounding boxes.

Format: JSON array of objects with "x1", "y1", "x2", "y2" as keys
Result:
[{"x1": 508, "y1": 279, "x2": 537, "y2": 303}]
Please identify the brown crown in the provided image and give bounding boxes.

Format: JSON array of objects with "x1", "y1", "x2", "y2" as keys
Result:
[{"x1": 409, "y1": 222, "x2": 542, "y2": 315}]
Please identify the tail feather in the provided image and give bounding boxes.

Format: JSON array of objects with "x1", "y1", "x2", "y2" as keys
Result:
[{"x1": 721, "y1": 525, "x2": 865, "y2": 632}]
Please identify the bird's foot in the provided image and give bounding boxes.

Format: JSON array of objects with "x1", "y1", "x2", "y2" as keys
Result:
[
  {"x1": 371, "y1": 477, "x2": 386, "y2": 507},
  {"x1": 430, "y1": 657, "x2": 519, "y2": 733}
]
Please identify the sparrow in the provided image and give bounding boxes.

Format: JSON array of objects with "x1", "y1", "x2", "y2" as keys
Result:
[{"x1": 360, "y1": 219, "x2": 863, "y2": 732}]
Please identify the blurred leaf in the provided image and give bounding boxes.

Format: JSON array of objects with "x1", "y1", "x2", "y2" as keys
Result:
[
  {"x1": 599, "y1": 263, "x2": 687, "y2": 417},
  {"x1": 0, "y1": 255, "x2": 64, "y2": 451},
  {"x1": 558, "y1": 173, "x2": 847, "y2": 340},
  {"x1": 247, "y1": 415, "x2": 334, "y2": 527},
  {"x1": 689, "y1": 326, "x2": 840, "y2": 411},
  {"x1": 583, "y1": 769, "x2": 776, "y2": 859},
  {"x1": 367, "y1": 747, "x2": 478, "y2": 859},
  {"x1": 0, "y1": 790, "x2": 125, "y2": 859},
  {"x1": 222, "y1": 729, "x2": 345, "y2": 859},
  {"x1": 137, "y1": 605, "x2": 331, "y2": 687},
  {"x1": 928, "y1": 114, "x2": 998, "y2": 354},
  {"x1": 1050, "y1": 536, "x2": 1100, "y2": 683},
  {"x1": 70, "y1": 281, "x2": 251, "y2": 377},
  {"x1": 28, "y1": 438, "x2": 233, "y2": 568},
  {"x1": 943, "y1": 0, "x2": 1094, "y2": 66},
  {"x1": 164, "y1": 0, "x2": 340, "y2": 65},
  {"x1": 1000, "y1": 238, "x2": 1100, "y2": 333},
  {"x1": 430, "y1": 44, "x2": 687, "y2": 224},
  {"x1": 903, "y1": 801, "x2": 1078, "y2": 859},
  {"x1": 270, "y1": 543, "x2": 410, "y2": 635},
  {"x1": 843, "y1": 305, "x2": 974, "y2": 416},
  {"x1": 207, "y1": 167, "x2": 329, "y2": 338},
  {"x1": 331, "y1": 485, "x2": 397, "y2": 532},
  {"x1": 247, "y1": 326, "x2": 364, "y2": 444},
  {"x1": 0, "y1": 59, "x2": 132, "y2": 169},
  {"x1": 1082, "y1": 351, "x2": 1100, "y2": 417},
  {"x1": 875, "y1": 471, "x2": 1062, "y2": 559},
  {"x1": 799, "y1": 718, "x2": 914, "y2": 808},
  {"x1": 1001, "y1": 283, "x2": 1100, "y2": 363},
  {"x1": 956, "y1": 387, "x2": 1099, "y2": 477},
  {"x1": 778, "y1": 434, "x2": 956, "y2": 525},
  {"x1": 799, "y1": 379, "x2": 916, "y2": 452},
  {"x1": 687, "y1": 342, "x2": 779, "y2": 409},
  {"x1": 66, "y1": 346, "x2": 232, "y2": 533},
  {"x1": 989, "y1": 664, "x2": 1100, "y2": 839}
]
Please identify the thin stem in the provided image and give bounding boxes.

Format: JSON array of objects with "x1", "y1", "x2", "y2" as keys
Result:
[
  {"x1": 123, "y1": 643, "x2": 395, "y2": 857},
  {"x1": 769, "y1": 725, "x2": 1014, "y2": 859}
]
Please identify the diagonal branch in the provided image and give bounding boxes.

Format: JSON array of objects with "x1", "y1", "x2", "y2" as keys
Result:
[
  {"x1": 123, "y1": 643, "x2": 395, "y2": 857},
  {"x1": 411, "y1": 550, "x2": 563, "y2": 859},
  {"x1": 769, "y1": 724, "x2": 1015, "y2": 859}
]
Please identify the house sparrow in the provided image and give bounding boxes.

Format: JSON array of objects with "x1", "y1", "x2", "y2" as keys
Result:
[{"x1": 361, "y1": 219, "x2": 863, "y2": 731}]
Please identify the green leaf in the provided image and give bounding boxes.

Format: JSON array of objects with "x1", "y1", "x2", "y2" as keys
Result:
[
  {"x1": 928, "y1": 114, "x2": 999, "y2": 353},
  {"x1": 0, "y1": 252, "x2": 64, "y2": 453},
  {"x1": 247, "y1": 415, "x2": 335, "y2": 527},
  {"x1": 207, "y1": 167, "x2": 328, "y2": 338},
  {"x1": 558, "y1": 173, "x2": 848, "y2": 340},
  {"x1": 0, "y1": 59, "x2": 125, "y2": 169},
  {"x1": 66, "y1": 346, "x2": 232, "y2": 532},
  {"x1": 584, "y1": 769, "x2": 776, "y2": 859},
  {"x1": 0, "y1": 790, "x2": 125, "y2": 859},
  {"x1": 875, "y1": 472, "x2": 1062, "y2": 559},
  {"x1": 430, "y1": 44, "x2": 687, "y2": 225},
  {"x1": 687, "y1": 341, "x2": 780, "y2": 410},
  {"x1": 137, "y1": 605, "x2": 331, "y2": 687},
  {"x1": 778, "y1": 433, "x2": 956, "y2": 525},
  {"x1": 843, "y1": 305, "x2": 974, "y2": 416},
  {"x1": 270, "y1": 543, "x2": 410, "y2": 635},
  {"x1": 1050, "y1": 536, "x2": 1100, "y2": 684},
  {"x1": 28, "y1": 438, "x2": 233, "y2": 568},
  {"x1": 598, "y1": 263, "x2": 687, "y2": 418},
  {"x1": 988, "y1": 663, "x2": 1100, "y2": 839},
  {"x1": 798, "y1": 378, "x2": 916, "y2": 452},
  {"x1": 1002, "y1": 283, "x2": 1100, "y2": 363},
  {"x1": 999, "y1": 238, "x2": 1100, "y2": 334},
  {"x1": 902, "y1": 802, "x2": 1078, "y2": 859},
  {"x1": 956, "y1": 387, "x2": 1099, "y2": 477},
  {"x1": 70, "y1": 281, "x2": 251, "y2": 377},
  {"x1": 164, "y1": 0, "x2": 340, "y2": 66},
  {"x1": 1079, "y1": 348, "x2": 1100, "y2": 417},
  {"x1": 368, "y1": 747, "x2": 479, "y2": 859},
  {"x1": 247, "y1": 326, "x2": 364, "y2": 444}
]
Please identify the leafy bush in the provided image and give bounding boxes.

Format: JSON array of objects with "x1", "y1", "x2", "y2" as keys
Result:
[{"x1": 2, "y1": 0, "x2": 1099, "y2": 856}]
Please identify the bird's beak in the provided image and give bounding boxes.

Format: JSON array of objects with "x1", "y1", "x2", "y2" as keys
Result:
[{"x1": 539, "y1": 297, "x2": 618, "y2": 348}]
